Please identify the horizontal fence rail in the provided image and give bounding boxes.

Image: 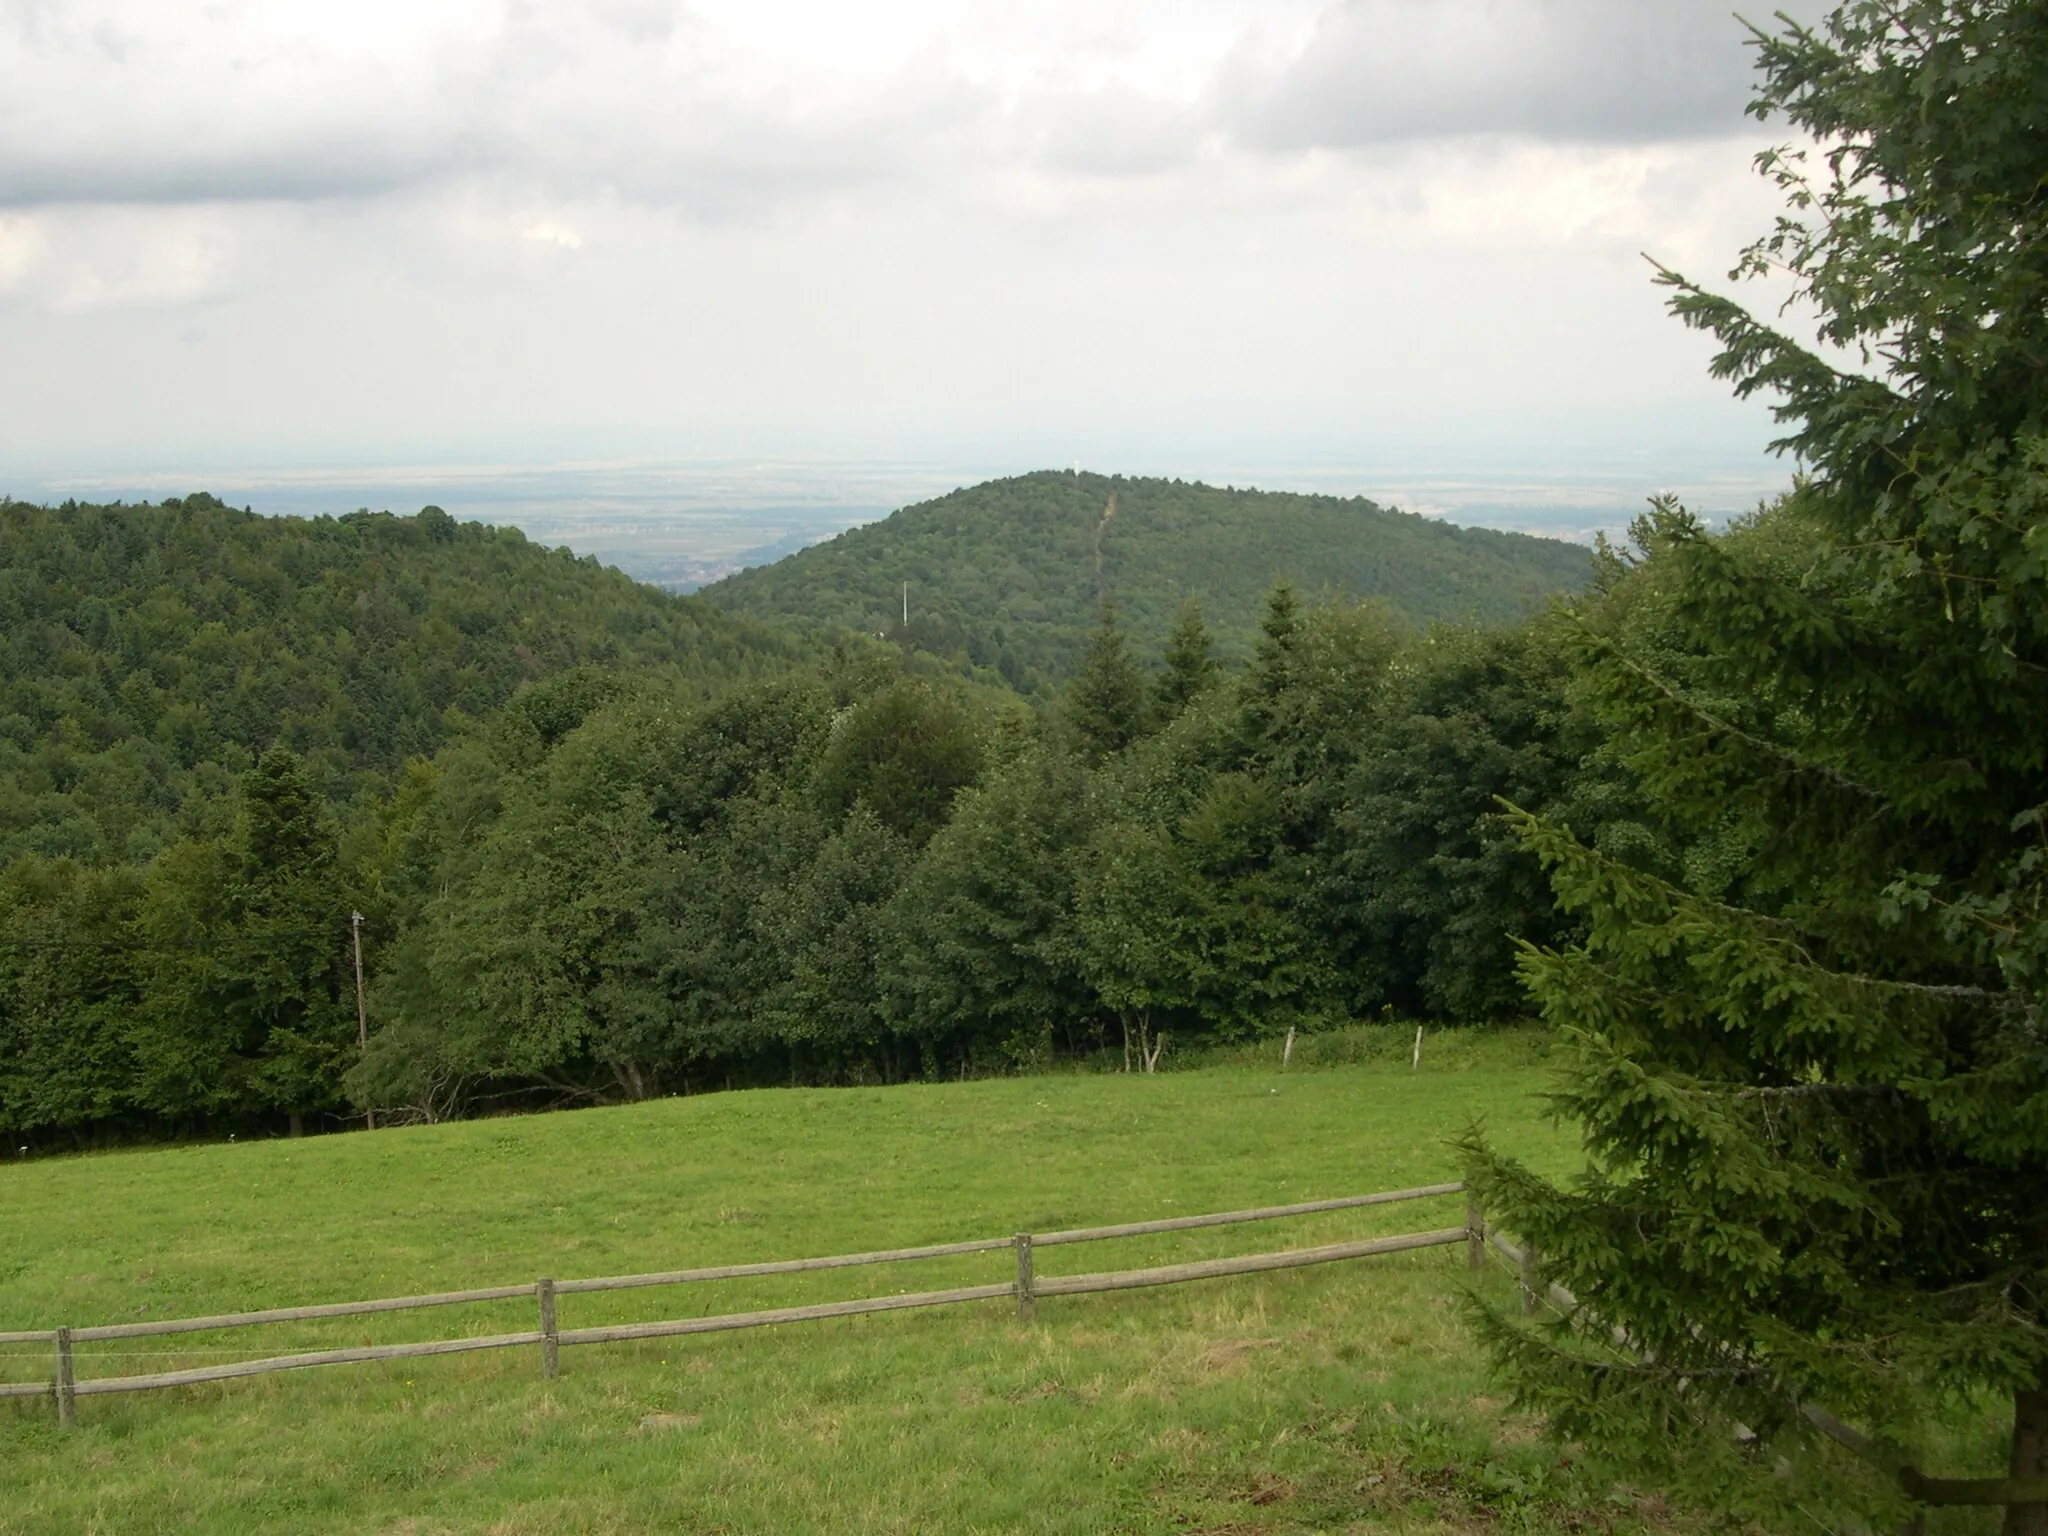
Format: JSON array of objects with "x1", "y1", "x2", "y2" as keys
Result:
[
  {"x1": 1032, "y1": 1182, "x2": 1465, "y2": 1247},
  {"x1": 1034, "y1": 1228, "x2": 1469, "y2": 1297},
  {"x1": 74, "y1": 1332, "x2": 545, "y2": 1397},
  {"x1": 2, "y1": 1179, "x2": 1469, "y2": 1422},
  {"x1": 554, "y1": 1236, "x2": 1018, "y2": 1296},
  {"x1": 558, "y1": 1284, "x2": 1021, "y2": 1348}
]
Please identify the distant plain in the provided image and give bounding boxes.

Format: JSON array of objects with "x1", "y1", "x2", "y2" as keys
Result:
[{"x1": 4, "y1": 452, "x2": 1791, "y2": 592}]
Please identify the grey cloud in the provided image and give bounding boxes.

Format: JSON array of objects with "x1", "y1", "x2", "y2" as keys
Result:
[
  {"x1": 1215, "y1": 0, "x2": 1807, "y2": 150},
  {"x1": 0, "y1": 144, "x2": 469, "y2": 206},
  {"x1": 0, "y1": 0, "x2": 1822, "y2": 213},
  {"x1": 0, "y1": 2, "x2": 994, "y2": 212}
]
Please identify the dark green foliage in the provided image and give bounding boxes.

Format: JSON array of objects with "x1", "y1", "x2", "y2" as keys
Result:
[
  {"x1": 330, "y1": 579, "x2": 1605, "y2": 1117},
  {"x1": 136, "y1": 748, "x2": 357, "y2": 1125},
  {"x1": 1152, "y1": 600, "x2": 1219, "y2": 725},
  {"x1": 1062, "y1": 600, "x2": 1146, "y2": 760},
  {"x1": 1465, "y1": 2, "x2": 2048, "y2": 1522},
  {"x1": 2, "y1": 749, "x2": 366, "y2": 1137},
  {"x1": 0, "y1": 859, "x2": 146, "y2": 1137},
  {"x1": 880, "y1": 746, "x2": 1098, "y2": 1068},
  {"x1": 813, "y1": 681, "x2": 985, "y2": 843},
  {"x1": 0, "y1": 494, "x2": 807, "y2": 865},
  {"x1": 1249, "y1": 583, "x2": 1301, "y2": 696},
  {"x1": 753, "y1": 805, "x2": 915, "y2": 1061},
  {"x1": 701, "y1": 472, "x2": 1591, "y2": 690},
  {"x1": 1077, "y1": 598, "x2": 1434, "y2": 1050},
  {"x1": 343, "y1": 668, "x2": 1012, "y2": 1115},
  {"x1": 5, "y1": 574, "x2": 1609, "y2": 1136},
  {"x1": 1330, "y1": 622, "x2": 1633, "y2": 1022}
]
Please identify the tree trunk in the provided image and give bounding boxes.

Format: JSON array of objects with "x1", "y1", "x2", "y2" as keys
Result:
[
  {"x1": 1139, "y1": 1011, "x2": 1164, "y2": 1074},
  {"x1": 288, "y1": 1111, "x2": 303, "y2": 1138},
  {"x1": 2007, "y1": 1378, "x2": 2048, "y2": 1536},
  {"x1": 1121, "y1": 1014, "x2": 1132, "y2": 1074}
]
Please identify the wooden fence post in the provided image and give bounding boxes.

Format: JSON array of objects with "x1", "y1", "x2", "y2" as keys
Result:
[
  {"x1": 54, "y1": 1327, "x2": 75, "y2": 1428},
  {"x1": 1465, "y1": 1194, "x2": 1483, "y2": 1273},
  {"x1": 537, "y1": 1279, "x2": 558, "y2": 1380},
  {"x1": 1014, "y1": 1234, "x2": 1034, "y2": 1323},
  {"x1": 1519, "y1": 1242, "x2": 1540, "y2": 1318}
]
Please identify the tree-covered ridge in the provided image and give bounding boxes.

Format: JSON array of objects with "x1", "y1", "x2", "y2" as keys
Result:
[
  {"x1": 0, "y1": 494, "x2": 810, "y2": 865},
  {"x1": 699, "y1": 471, "x2": 1593, "y2": 692}
]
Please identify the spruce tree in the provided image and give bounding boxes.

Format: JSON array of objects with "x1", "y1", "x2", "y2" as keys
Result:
[
  {"x1": 1064, "y1": 598, "x2": 1146, "y2": 760},
  {"x1": 1153, "y1": 598, "x2": 1220, "y2": 725},
  {"x1": 1251, "y1": 582, "x2": 1299, "y2": 696},
  {"x1": 1466, "y1": 3, "x2": 2048, "y2": 1527},
  {"x1": 1238, "y1": 581, "x2": 1303, "y2": 753}
]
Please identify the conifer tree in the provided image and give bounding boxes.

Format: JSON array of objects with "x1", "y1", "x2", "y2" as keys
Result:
[
  {"x1": 1466, "y1": 4, "x2": 2048, "y2": 1526},
  {"x1": 1238, "y1": 581, "x2": 1302, "y2": 754},
  {"x1": 1250, "y1": 582, "x2": 1299, "y2": 696},
  {"x1": 1152, "y1": 599, "x2": 1219, "y2": 725},
  {"x1": 1064, "y1": 598, "x2": 1146, "y2": 760}
]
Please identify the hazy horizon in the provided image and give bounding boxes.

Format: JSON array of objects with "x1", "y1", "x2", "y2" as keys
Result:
[{"x1": 4, "y1": 442, "x2": 1789, "y2": 589}]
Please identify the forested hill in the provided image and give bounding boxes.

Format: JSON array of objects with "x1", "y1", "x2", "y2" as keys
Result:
[
  {"x1": 700, "y1": 471, "x2": 1592, "y2": 692},
  {"x1": 0, "y1": 494, "x2": 808, "y2": 865}
]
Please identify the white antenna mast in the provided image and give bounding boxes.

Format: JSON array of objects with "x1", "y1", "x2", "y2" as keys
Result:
[{"x1": 903, "y1": 581, "x2": 908, "y2": 627}]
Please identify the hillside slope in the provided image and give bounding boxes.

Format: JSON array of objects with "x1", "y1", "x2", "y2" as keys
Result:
[
  {"x1": 700, "y1": 471, "x2": 1592, "y2": 691},
  {"x1": 0, "y1": 494, "x2": 809, "y2": 864}
]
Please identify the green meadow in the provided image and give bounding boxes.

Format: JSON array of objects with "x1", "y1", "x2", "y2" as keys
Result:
[{"x1": 0, "y1": 1030, "x2": 1700, "y2": 1534}]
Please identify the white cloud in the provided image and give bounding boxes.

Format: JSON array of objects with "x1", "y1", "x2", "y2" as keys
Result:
[
  {"x1": 0, "y1": 204, "x2": 241, "y2": 309},
  {"x1": 0, "y1": 212, "x2": 49, "y2": 288},
  {"x1": 521, "y1": 219, "x2": 585, "y2": 250}
]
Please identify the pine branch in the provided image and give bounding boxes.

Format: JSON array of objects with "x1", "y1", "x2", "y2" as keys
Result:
[{"x1": 1582, "y1": 633, "x2": 1890, "y2": 805}]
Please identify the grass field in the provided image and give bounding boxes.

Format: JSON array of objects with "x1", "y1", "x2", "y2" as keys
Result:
[{"x1": 0, "y1": 1028, "x2": 1711, "y2": 1534}]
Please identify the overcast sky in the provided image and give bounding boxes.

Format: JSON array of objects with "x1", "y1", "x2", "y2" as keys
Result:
[{"x1": 0, "y1": 0, "x2": 1819, "y2": 522}]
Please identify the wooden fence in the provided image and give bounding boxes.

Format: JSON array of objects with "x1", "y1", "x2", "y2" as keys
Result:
[
  {"x1": 0, "y1": 1180, "x2": 1473, "y2": 1427},
  {"x1": 16, "y1": 1182, "x2": 2014, "y2": 1514}
]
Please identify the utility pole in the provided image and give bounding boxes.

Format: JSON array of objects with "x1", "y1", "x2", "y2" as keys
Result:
[{"x1": 351, "y1": 912, "x2": 375, "y2": 1130}]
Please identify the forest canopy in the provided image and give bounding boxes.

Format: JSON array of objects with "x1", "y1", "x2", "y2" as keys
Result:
[{"x1": 0, "y1": 557, "x2": 1642, "y2": 1142}]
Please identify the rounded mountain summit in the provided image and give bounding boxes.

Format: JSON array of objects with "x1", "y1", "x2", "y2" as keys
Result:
[{"x1": 699, "y1": 471, "x2": 1593, "y2": 694}]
